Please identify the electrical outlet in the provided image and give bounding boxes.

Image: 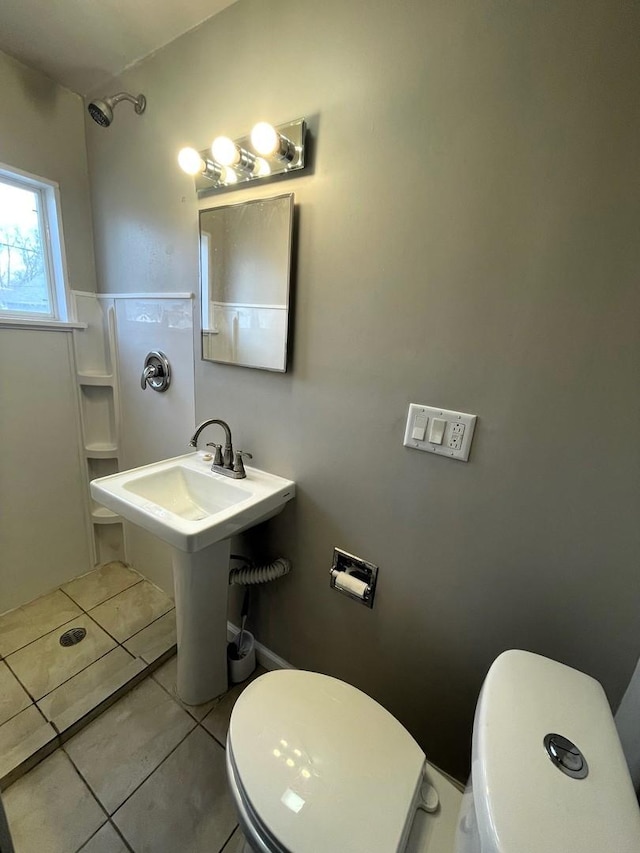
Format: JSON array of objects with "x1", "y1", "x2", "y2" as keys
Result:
[
  {"x1": 448, "y1": 433, "x2": 462, "y2": 450},
  {"x1": 403, "y1": 404, "x2": 477, "y2": 462}
]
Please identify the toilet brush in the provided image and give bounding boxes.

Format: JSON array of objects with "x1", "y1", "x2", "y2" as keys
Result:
[
  {"x1": 236, "y1": 588, "x2": 250, "y2": 656},
  {"x1": 228, "y1": 589, "x2": 256, "y2": 683}
]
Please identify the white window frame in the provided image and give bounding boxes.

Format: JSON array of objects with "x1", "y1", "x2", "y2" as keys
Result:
[{"x1": 0, "y1": 161, "x2": 71, "y2": 323}]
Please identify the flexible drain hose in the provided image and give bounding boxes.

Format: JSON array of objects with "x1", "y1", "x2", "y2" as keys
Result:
[{"x1": 229, "y1": 558, "x2": 291, "y2": 586}]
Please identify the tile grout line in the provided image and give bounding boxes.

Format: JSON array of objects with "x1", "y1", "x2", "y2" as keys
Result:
[
  {"x1": 198, "y1": 717, "x2": 228, "y2": 750},
  {"x1": 2, "y1": 605, "x2": 118, "y2": 665},
  {"x1": 71, "y1": 817, "x2": 136, "y2": 853},
  {"x1": 62, "y1": 580, "x2": 175, "y2": 648},
  {"x1": 2, "y1": 656, "x2": 43, "y2": 710},
  {"x1": 150, "y1": 661, "x2": 225, "y2": 723},
  {"x1": 218, "y1": 824, "x2": 240, "y2": 853},
  {"x1": 82, "y1": 611, "x2": 134, "y2": 650},
  {"x1": 106, "y1": 818, "x2": 136, "y2": 853},
  {"x1": 47, "y1": 657, "x2": 152, "y2": 738},
  {"x1": 63, "y1": 745, "x2": 113, "y2": 825},
  {"x1": 150, "y1": 661, "x2": 258, "y2": 748},
  {"x1": 105, "y1": 722, "x2": 199, "y2": 822},
  {"x1": 0, "y1": 702, "x2": 35, "y2": 731},
  {"x1": 83, "y1": 589, "x2": 174, "y2": 649},
  {"x1": 117, "y1": 604, "x2": 176, "y2": 647},
  {"x1": 63, "y1": 745, "x2": 135, "y2": 853},
  {"x1": 0, "y1": 608, "x2": 85, "y2": 659},
  {"x1": 58, "y1": 575, "x2": 144, "y2": 614},
  {"x1": 30, "y1": 645, "x2": 121, "y2": 709}
]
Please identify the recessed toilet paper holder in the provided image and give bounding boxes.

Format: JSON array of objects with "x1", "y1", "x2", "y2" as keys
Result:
[{"x1": 330, "y1": 547, "x2": 378, "y2": 608}]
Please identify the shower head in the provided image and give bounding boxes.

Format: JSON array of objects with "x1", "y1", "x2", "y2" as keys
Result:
[{"x1": 87, "y1": 92, "x2": 146, "y2": 127}]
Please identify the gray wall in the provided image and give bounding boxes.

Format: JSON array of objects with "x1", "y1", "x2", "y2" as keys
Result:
[{"x1": 86, "y1": 0, "x2": 640, "y2": 779}]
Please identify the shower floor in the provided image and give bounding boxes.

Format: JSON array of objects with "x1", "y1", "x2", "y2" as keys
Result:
[{"x1": 0, "y1": 562, "x2": 177, "y2": 788}]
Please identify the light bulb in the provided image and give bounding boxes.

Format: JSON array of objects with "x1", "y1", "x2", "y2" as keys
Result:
[
  {"x1": 221, "y1": 166, "x2": 238, "y2": 184},
  {"x1": 178, "y1": 147, "x2": 204, "y2": 175},
  {"x1": 211, "y1": 136, "x2": 239, "y2": 166},
  {"x1": 255, "y1": 157, "x2": 271, "y2": 177},
  {"x1": 251, "y1": 122, "x2": 279, "y2": 156}
]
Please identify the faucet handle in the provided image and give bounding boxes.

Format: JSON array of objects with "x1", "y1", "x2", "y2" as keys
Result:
[
  {"x1": 232, "y1": 450, "x2": 253, "y2": 478},
  {"x1": 206, "y1": 443, "x2": 224, "y2": 467}
]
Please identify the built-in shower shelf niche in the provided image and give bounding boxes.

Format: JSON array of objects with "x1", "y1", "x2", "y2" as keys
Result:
[
  {"x1": 91, "y1": 506, "x2": 121, "y2": 523},
  {"x1": 94, "y1": 521, "x2": 126, "y2": 564},
  {"x1": 79, "y1": 384, "x2": 117, "y2": 448},
  {"x1": 84, "y1": 443, "x2": 119, "y2": 456},
  {"x1": 87, "y1": 456, "x2": 119, "y2": 479},
  {"x1": 71, "y1": 291, "x2": 125, "y2": 565},
  {"x1": 88, "y1": 457, "x2": 121, "y2": 523}
]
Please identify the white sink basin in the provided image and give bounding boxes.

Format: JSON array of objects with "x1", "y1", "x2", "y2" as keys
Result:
[{"x1": 90, "y1": 453, "x2": 295, "y2": 553}]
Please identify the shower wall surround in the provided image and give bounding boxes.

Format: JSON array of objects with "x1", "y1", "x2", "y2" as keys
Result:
[
  {"x1": 0, "y1": 49, "x2": 97, "y2": 612},
  {"x1": 85, "y1": 0, "x2": 640, "y2": 779},
  {"x1": 112, "y1": 294, "x2": 195, "y2": 595},
  {"x1": 0, "y1": 328, "x2": 92, "y2": 612}
]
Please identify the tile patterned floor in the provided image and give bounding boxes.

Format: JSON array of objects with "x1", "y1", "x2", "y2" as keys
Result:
[
  {"x1": 0, "y1": 563, "x2": 177, "y2": 787},
  {"x1": 2, "y1": 658, "x2": 260, "y2": 852}
]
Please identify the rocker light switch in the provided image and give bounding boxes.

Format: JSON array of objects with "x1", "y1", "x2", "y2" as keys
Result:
[
  {"x1": 428, "y1": 418, "x2": 446, "y2": 445},
  {"x1": 411, "y1": 411, "x2": 429, "y2": 441},
  {"x1": 403, "y1": 403, "x2": 478, "y2": 462}
]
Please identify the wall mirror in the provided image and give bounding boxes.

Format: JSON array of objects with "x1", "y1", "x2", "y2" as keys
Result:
[{"x1": 199, "y1": 193, "x2": 294, "y2": 371}]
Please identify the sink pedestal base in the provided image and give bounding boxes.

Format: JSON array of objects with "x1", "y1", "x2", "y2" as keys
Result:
[{"x1": 172, "y1": 539, "x2": 230, "y2": 705}]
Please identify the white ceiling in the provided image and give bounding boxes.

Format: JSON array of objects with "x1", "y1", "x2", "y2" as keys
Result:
[{"x1": 0, "y1": 0, "x2": 238, "y2": 95}]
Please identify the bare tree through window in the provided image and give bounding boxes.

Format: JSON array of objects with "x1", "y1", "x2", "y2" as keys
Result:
[{"x1": 0, "y1": 181, "x2": 50, "y2": 315}]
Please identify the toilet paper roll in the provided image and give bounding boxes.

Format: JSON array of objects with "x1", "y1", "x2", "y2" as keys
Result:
[{"x1": 333, "y1": 570, "x2": 369, "y2": 600}]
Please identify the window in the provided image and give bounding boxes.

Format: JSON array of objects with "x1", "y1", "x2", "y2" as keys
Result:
[{"x1": 0, "y1": 164, "x2": 69, "y2": 322}]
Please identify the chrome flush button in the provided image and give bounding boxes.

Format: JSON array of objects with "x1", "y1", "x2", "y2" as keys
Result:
[{"x1": 544, "y1": 733, "x2": 589, "y2": 779}]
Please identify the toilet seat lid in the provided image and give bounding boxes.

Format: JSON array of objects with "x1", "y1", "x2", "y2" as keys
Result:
[{"x1": 229, "y1": 670, "x2": 425, "y2": 853}]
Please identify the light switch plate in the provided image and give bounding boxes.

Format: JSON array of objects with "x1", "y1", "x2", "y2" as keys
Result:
[{"x1": 403, "y1": 403, "x2": 477, "y2": 462}]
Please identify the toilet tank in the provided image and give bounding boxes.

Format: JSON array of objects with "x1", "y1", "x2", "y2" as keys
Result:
[{"x1": 454, "y1": 650, "x2": 640, "y2": 853}]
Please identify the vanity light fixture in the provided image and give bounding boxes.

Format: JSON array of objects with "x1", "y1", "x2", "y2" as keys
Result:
[{"x1": 178, "y1": 118, "x2": 306, "y2": 197}]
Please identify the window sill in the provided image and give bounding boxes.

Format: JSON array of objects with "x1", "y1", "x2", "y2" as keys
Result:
[{"x1": 0, "y1": 318, "x2": 87, "y2": 332}]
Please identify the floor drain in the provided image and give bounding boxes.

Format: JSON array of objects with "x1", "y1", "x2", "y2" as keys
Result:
[{"x1": 59, "y1": 627, "x2": 87, "y2": 647}]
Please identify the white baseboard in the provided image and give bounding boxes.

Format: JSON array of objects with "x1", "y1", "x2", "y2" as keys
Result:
[{"x1": 227, "y1": 622, "x2": 295, "y2": 672}]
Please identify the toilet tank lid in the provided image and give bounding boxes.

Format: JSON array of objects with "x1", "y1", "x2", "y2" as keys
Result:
[
  {"x1": 229, "y1": 670, "x2": 425, "y2": 853},
  {"x1": 472, "y1": 650, "x2": 640, "y2": 853}
]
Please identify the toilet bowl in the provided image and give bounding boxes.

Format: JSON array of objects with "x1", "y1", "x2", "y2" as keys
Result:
[
  {"x1": 226, "y1": 669, "x2": 461, "y2": 852},
  {"x1": 226, "y1": 652, "x2": 640, "y2": 853}
]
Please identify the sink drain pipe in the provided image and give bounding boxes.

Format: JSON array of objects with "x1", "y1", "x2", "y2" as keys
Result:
[{"x1": 229, "y1": 556, "x2": 291, "y2": 586}]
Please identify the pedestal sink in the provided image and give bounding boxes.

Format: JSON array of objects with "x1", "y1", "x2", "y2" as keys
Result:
[{"x1": 90, "y1": 453, "x2": 295, "y2": 705}]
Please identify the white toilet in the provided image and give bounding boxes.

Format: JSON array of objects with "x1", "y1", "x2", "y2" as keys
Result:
[{"x1": 226, "y1": 650, "x2": 640, "y2": 852}]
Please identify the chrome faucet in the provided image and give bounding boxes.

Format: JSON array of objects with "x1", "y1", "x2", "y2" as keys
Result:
[{"x1": 188, "y1": 419, "x2": 252, "y2": 479}]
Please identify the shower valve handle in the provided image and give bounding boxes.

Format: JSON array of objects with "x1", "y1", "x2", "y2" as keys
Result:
[{"x1": 140, "y1": 351, "x2": 171, "y2": 392}]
